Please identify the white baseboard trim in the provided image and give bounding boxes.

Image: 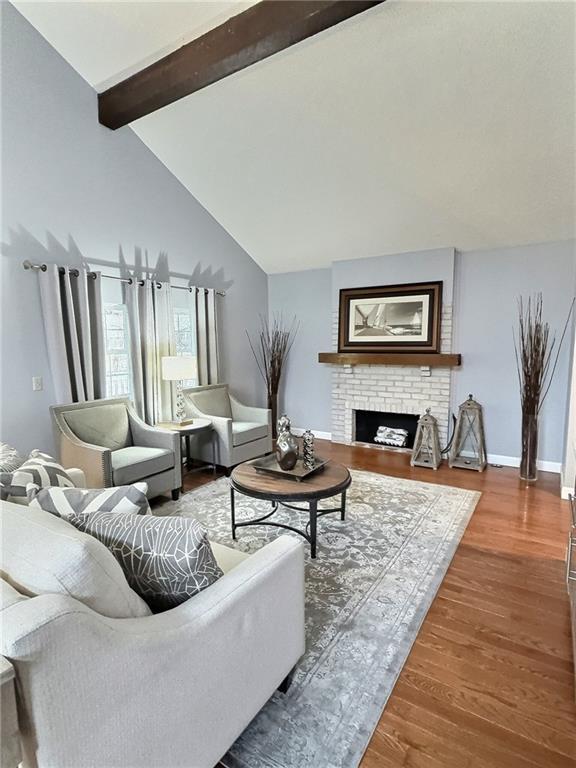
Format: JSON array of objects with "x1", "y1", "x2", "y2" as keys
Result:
[
  {"x1": 292, "y1": 428, "x2": 333, "y2": 441},
  {"x1": 561, "y1": 485, "x2": 573, "y2": 500},
  {"x1": 486, "y1": 453, "x2": 561, "y2": 474}
]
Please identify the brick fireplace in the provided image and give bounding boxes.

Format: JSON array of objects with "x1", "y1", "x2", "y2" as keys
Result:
[{"x1": 330, "y1": 305, "x2": 454, "y2": 448}]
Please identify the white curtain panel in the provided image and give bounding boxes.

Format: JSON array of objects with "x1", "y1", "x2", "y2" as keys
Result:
[
  {"x1": 125, "y1": 279, "x2": 174, "y2": 424},
  {"x1": 125, "y1": 277, "x2": 148, "y2": 421},
  {"x1": 38, "y1": 264, "x2": 105, "y2": 403},
  {"x1": 194, "y1": 288, "x2": 209, "y2": 385},
  {"x1": 191, "y1": 287, "x2": 220, "y2": 385},
  {"x1": 154, "y1": 282, "x2": 175, "y2": 423},
  {"x1": 206, "y1": 288, "x2": 220, "y2": 384},
  {"x1": 86, "y1": 271, "x2": 106, "y2": 398}
]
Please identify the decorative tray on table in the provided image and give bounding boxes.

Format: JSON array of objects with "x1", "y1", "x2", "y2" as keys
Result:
[{"x1": 252, "y1": 455, "x2": 329, "y2": 482}]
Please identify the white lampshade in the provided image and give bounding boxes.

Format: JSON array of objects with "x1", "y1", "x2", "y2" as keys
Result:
[{"x1": 161, "y1": 355, "x2": 198, "y2": 382}]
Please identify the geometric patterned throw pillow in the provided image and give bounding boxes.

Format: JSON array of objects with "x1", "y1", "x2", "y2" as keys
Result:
[
  {"x1": 27, "y1": 482, "x2": 150, "y2": 519},
  {"x1": 67, "y1": 510, "x2": 223, "y2": 612},
  {"x1": 0, "y1": 450, "x2": 75, "y2": 505}
]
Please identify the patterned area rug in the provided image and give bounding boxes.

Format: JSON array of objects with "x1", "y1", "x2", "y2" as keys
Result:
[{"x1": 167, "y1": 469, "x2": 480, "y2": 768}]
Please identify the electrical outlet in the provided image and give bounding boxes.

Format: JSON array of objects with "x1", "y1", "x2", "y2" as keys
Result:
[
  {"x1": 420, "y1": 366, "x2": 431, "y2": 377},
  {"x1": 32, "y1": 376, "x2": 43, "y2": 391}
]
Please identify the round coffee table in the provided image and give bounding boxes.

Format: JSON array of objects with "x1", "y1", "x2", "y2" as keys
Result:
[{"x1": 229, "y1": 460, "x2": 351, "y2": 558}]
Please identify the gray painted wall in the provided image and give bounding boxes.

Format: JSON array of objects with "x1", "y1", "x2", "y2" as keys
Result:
[
  {"x1": 452, "y1": 241, "x2": 575, "y2": 464},
  {"x1": 0, "y1": 4, "x2": 268, "y2": 454},
  {"x1": 269, "y1": 241, "x2": 575, "y2": 464},
  {"x1": 332, "y1": 247, "x2": 455, "y2": 304},
  {"x1": 269, "y1": 268, "x2": 332, "y2": 433}
]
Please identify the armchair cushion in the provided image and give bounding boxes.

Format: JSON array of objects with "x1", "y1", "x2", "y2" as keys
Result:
[
  {"x1": 189, "y1": 386, "x2": 232, "y2": 419},
  {"x1": 0, "y1": 501, "x2": 151, "y2": 619},
  {"x1": 112, "y1": 447, "x2": 174, "y2": 485},
  {"x1": 232, "y1": 421, "x2": 270, "y2": 447},
  {"x1": 63, "y1": 403, "x2": 132, "y2": 450},
  {"x1": 68, "y1": 511, "x2": 223, "y2": 612}
]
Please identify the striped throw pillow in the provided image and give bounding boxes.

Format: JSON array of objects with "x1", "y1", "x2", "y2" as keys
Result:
[
  {"x1": 27, "y1": 482, "x2": 150, "y2": 518},
  {"x1": 0, "y1": 443, "x2": 24, "y2": 473},
  {"x1": 0, "y1": 450, "x2": 75, "y2": 505}
]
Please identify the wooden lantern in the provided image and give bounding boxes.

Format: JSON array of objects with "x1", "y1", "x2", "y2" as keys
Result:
[
  {"x1": 411, "y1": 408, "x2": 442, "y2": 470},
  {"x1": 449, "y1": 394, "x2": 487, "y2": 472}
]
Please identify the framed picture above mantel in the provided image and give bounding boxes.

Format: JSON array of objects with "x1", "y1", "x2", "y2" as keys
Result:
[{"x1": 338, "y1": 281, "x2": 443, "y2": 354}]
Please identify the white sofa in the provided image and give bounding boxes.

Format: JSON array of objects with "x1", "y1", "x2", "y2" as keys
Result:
[
  {"x1": 0, "y1": 494, "x2": 305, "y2": 768},
  {"x1": 183, "y1": 384, "x2": 272, "y2": 469}
]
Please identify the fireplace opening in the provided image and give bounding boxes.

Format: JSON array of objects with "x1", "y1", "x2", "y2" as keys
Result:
[{"x1": 354, "y1": 410, "x2": 420, "y2": 450}]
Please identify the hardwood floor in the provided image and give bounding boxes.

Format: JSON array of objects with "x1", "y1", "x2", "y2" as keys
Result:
[{"x1": 183, "y1": 441, "x2": 576, "y2": 767}]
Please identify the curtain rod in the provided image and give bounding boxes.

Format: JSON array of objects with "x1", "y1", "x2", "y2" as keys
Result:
[{"x1": 22, "y1": 260, "x2": 226, "y2": 296}]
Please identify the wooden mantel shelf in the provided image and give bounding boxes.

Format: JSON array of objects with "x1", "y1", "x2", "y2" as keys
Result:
[{"x1": 318, "y1": 352, "x2": 462, "y2": 367}]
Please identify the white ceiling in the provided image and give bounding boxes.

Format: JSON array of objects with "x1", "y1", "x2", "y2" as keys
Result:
[
  {"x1": 13, "y1": 1, "x2": 576, "y2": 274},
  {"x1": 13, "y1": 1, "x2": 259, "y2": 91}
]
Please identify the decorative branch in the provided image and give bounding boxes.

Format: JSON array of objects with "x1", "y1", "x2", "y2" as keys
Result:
[
  {"x1": 513, "y1": 294, "x2": 574, "y2": 416},
  {"x1": 246, "y1": 314, "x2": 299, "y2": 400}
]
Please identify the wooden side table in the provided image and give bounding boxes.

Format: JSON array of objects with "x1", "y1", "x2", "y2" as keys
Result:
[{"x1": 157, "y1": 419, "x2": 216, "y2": 477}]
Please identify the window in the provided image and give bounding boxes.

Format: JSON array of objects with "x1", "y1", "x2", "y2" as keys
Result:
[
  {"x1": 173, "y1": 307, "x2": 198, "y2": 387},
  {"x1": 103, "y1": 304, "x2": 133, "y2": 398}
]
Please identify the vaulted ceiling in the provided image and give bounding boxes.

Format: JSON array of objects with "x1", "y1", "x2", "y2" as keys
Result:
[{"x1": 13, "y1": 1, "x2": 576, "y2": 273}]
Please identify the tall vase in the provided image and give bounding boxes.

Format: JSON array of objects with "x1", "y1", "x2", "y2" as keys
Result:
[
  {"x1": 268, "y1": 391, "x2": 278, "y2": 439},
  {"x1": 520, "y1": 412, "x2": 538, "y2": 482}
]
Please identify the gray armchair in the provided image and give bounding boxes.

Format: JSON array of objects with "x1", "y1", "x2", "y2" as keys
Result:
[
  {"x1": 183, "y1": 384, "x2": 272, "y2": 469},
  {"x1": 50, "y1": 398, "x2": 182, "y2": 499}
]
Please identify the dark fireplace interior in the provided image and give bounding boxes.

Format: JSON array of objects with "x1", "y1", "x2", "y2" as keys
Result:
[{"x1": 354, "y1": 410, "x2": 420, "y2": 450}]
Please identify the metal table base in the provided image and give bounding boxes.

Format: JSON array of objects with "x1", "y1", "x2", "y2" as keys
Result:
[
  {"x1": 183, "y1": 431, "x2": 217, "y2": 476},
  {"x1": 229, "y1": 487, "x2": 347, "y2": 559}
]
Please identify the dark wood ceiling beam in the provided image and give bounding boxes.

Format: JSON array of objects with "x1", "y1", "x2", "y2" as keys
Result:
[{"x1": 98, "y1": 0, "x2": 386, "y2": 129}]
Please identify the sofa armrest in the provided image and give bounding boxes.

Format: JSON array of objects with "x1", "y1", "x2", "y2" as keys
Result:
[
  {"x1": 2, "y1": 536, "x2": 305, "y2": 768},
  {"x1": 0, "y1": 655, "x2": 20, "y2": 768},
  {"x1": 230, "y1": 395, "x2": 272, "y2": 427}
]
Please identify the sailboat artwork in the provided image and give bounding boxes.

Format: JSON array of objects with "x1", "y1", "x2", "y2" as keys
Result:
[
  {"x1": 338, "y1": 281, "x2": 443, "y2": 354},
  {"x1": 352, "y1": 297, "x2": 427, "y2": 341}
]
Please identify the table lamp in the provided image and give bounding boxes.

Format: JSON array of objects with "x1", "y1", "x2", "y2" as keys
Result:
[{"x1": 161, "y1": 356, "x2": 198, "y2": 425}]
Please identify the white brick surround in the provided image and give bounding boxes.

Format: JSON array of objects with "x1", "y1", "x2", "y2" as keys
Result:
[{"x1": 331, "y1": 306, "x2": 453, "y2": 448}]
